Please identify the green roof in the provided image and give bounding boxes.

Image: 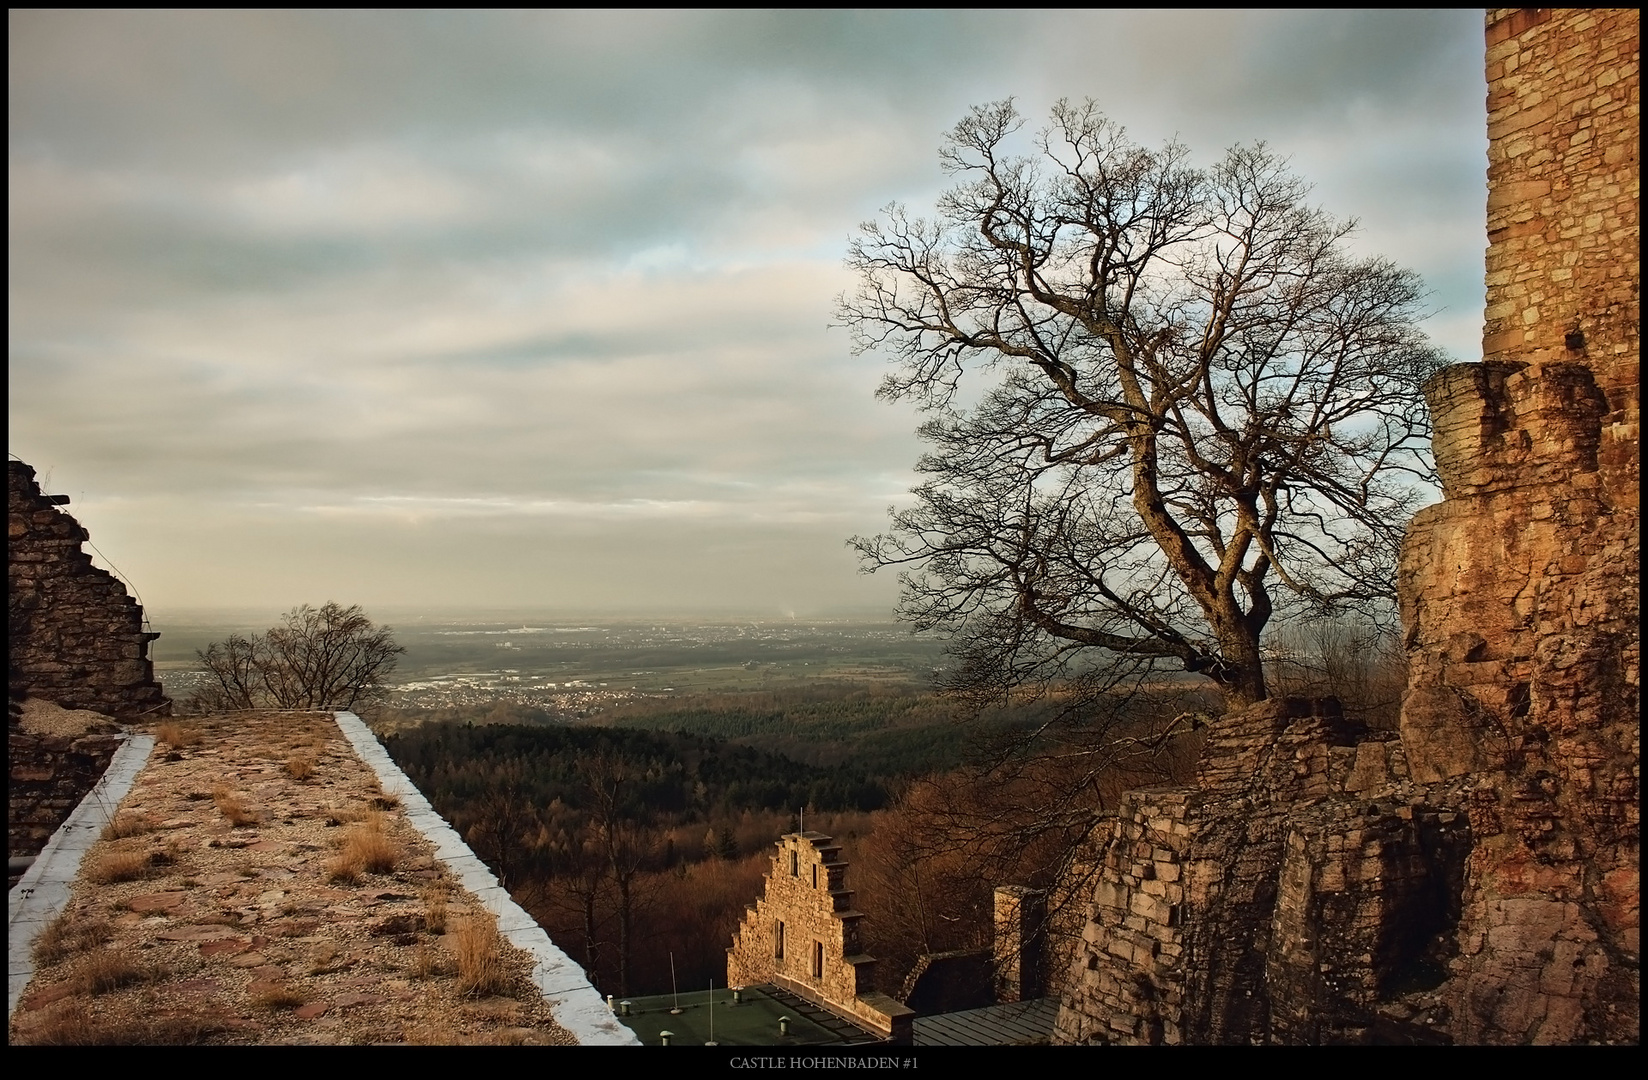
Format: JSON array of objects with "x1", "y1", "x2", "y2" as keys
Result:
[{"x1": 613, "y1": 984, "x2": 884, "y2": 1046}]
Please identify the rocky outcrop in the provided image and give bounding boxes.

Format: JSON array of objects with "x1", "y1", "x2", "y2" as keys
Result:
[
  {"x1": 8, "y1": 460, "x2": 169, "y2": 718},
  {"x1": 1056, "y1": 8, "x2": 1638, "y2": 1044}
]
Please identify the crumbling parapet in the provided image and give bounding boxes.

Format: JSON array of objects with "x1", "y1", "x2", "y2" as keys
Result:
[{"x1": 8, "y1": 461, "x2": 169, "y2": 718}]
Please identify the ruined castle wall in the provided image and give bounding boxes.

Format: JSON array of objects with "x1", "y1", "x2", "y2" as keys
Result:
[
  {"x1": 726, "y1": 832, "x2": 913, "y2": 1040},
  {"x1": 1056, "y1": 9, "x2": 1638, "y2": 1045},
  {"x1": 8, "y1": 461, "x2": 169, "y2": 719},
  {"x1": 1397, "y1": 8, "x2": 1639, "y2": 1043},
  {"x1": 1055, "y1": 702, "x2": 1464, "y2": 1045}
]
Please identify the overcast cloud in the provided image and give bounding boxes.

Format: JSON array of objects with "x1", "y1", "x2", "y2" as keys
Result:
[{"x1": 9, "y1": 10, "x2": 1486, "y2": 617}]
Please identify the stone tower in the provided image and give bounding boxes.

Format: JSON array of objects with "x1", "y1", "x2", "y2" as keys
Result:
[{"x1": 1396, "y1": 7, "x2": 1638, "y2": 1043}]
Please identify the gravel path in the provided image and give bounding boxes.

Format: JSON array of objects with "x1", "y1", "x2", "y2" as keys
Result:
[{"x1": 9, "y1": 710, "x2": 578, "y2": 1045}]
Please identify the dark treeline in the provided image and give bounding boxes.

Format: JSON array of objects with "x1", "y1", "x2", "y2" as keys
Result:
[
  {"x1": 387, "y1": 722, "x2": 888, "y2": 822},
  {"x1": 599, "y1": 682, "x2": 1052, "y2": 774}
]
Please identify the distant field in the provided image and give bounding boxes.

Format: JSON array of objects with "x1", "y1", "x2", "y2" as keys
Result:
[{"x1": 148, "y1": 612, "x2": 950, "y2": 703}]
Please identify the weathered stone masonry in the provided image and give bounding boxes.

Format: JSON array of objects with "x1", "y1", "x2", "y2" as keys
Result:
[
  {"x1": 727, "y1": 832, "x2": 915, "y2": 1042},
  {"x1": 1398, "y1": 7, "x2": 1639, "y2": 1045},
  {"x1": 8, "y1": 460, "x2": 169, "y2": 718},
  {"x1": 1055, "y1": 9, "x2": 1637, "y2": 1044},
  {"x1": 9, "y1": 460, "x2": 170, "y2": 865}
]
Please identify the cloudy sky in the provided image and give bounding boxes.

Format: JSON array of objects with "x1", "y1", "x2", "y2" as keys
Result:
[{"x1": 9, "y1": 10, "x2": 1486, "y2": 619}]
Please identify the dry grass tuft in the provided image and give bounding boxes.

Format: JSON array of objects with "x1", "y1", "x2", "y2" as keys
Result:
[
  {"x1": 324, "y1": 855, "x2": 359, "y2": 884},
  {"x1": 454, "y1": 916, "x2": 512, "y2": 998},
  {"x1": 154, "y1": 721, "x2": 200, "y2": 749},
  {"x1": 86, "y1": 850, "x2": 151, "y2": 884},
  {"x1": 285, "y1": 755, "x2": 315, "y2": 781},
  {"x1": 252, "y1": 984, "x2": 307, "y2": 1011},
  {"x1": 22, "y1": 1000, "x2": 226, "y2": 1046},
  {"x1": 212, "y1": 785, "x2": 258, "y2": 828},
  {"x1": 71, "y1": 951, "x2": 160, "y2": 995},
  {"x1": 102, "y1": 812, "x2": 160, "y2": 841},
  {"x1": 423, "y1": 885, "x2": 448, "y2": 935},
  {"x1": 402, "y1": 1018, "x2": 463, "y2": 1045},
  {"x1": 33, "y1": 915, "x2": 113, "y2": 966},
  {"x1": 412, "y1": 941, "x2": 447, "y2": 981},
  {"x1": 308, "y1": 941, "x2": 344, "y2": 975},
  {"x1": 328, "y1": 812, "x2": 398, "y2": 882}
]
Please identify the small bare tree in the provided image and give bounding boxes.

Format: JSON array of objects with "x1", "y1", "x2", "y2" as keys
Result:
[
  {"x1": 190, "y1": 602, "x2": 403, "y2": 712},
  {"x1": 842, "y1": 100, "x2": 1445, "y2": 714}
]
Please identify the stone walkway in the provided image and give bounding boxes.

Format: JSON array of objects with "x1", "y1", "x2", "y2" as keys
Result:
[{"x1": 9, "y1": 710, "x2": 597, "y2": 1045}]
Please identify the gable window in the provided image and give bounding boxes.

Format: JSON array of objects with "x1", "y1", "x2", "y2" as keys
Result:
[
  {"x1": 775, "y1": 920, "x2": 785, "y2": 959},
  {"x1": 812, "y1": 864, "x2": 818, "y2": 889},
  {"x1": 790, "y1": 850, "x2": 798, "y2": 876}
]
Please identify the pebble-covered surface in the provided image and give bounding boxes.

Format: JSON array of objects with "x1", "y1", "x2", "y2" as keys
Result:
[{"x1": 9, "y1": 711, "x2": 577, "y2": 1046}]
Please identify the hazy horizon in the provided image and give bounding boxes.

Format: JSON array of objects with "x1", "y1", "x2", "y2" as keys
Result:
[{"x1": 10, "y1": 11, "x2": 1487, "y2": 616}]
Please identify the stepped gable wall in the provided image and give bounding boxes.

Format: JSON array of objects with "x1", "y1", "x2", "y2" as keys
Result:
[
  {"x1": 1055, "y1": 9, "x2": 1638, "y2": 1044},
  {"x1": 726, "y1": 831, "x2": 914, "y2": 1042},
  {"x1": 7, "y1": 460, "x2": 169, "y2": 719}
]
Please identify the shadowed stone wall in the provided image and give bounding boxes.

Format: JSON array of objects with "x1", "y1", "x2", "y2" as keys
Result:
[{"x1": 8, "y1": 460, "x2": 169, "y2": 718}]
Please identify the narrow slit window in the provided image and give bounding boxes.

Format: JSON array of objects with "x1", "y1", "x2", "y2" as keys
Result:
[
  {"x1": 812, "y1": 864, "x2": 818, "y2": 889},
  {"x1": 775, "y1": 920, "x2": 785, "y2": 959},
  {"x1": 812, "y1": 941, "x2": 824, "y2": 979},
  {"x1": 790, "y1": 850, "x2": 798, "y2": 876}
]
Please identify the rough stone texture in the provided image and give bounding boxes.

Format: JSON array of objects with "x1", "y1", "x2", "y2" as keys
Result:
[
  {"x1": 8, "y1": 460, "x2": 169, "y2": 719},
  {"x1": 726, "y1": 831, "x2": 914, "y2": 1042},
  {"x1": 1054, "y1": 700, "x2": 1466, "y2": 1045},
  {"x1": 1399, "y1": 8, "x2": 1640, "y2": 1044},
  {"x1": 1056, "y1": 10, "x2": 1638, "y2": 1044},
  {"x1": 993, "y1": 885, "x2": 1047, "y2": 1003},
  {"x1": 8, "y1": 721, "x2": 124, "y2": 867}
]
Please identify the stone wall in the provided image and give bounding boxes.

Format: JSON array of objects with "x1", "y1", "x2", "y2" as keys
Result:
[
  {"x1": 1055, "y1": 9, "x2": 1638, "y2": 1044},
  {"x1": 726, "y1": 832, "x2": 914, "y2": 1042},
  {"x1": 8, "y1": 461, "x2": 169, "y2": 718},
  {"x1": 1054, "y1": 700, "x2": 1468, "y2": 1045},
  {"x1": 7, "y1": 727, "x2": 124, "y2": 868},
  {"x1": 1396, "y1": 7, "x2": 1640, "y2": 1044}
]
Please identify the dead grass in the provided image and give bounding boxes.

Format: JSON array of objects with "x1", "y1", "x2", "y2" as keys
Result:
[
  {"x1": 33, "y1": 915, "x2": 113, "y2": 966},
  {"x1": 251, "y1": 984, "x2": 307, "y2": 1011},
  {"x1": 308, "y1": 941, "x2": 344, "y2": 975},
  {"x1": 453, "y1": 916, "x2": 512, "y2": 998},
  {"x1": 86, "y1": 850, "x2": 151, "y2": 884},
  {"x1": 423, "y1": 885, "x2": 448, "y2": 935},
  {"x1": 102, "y1": 812, "x2": 160, "y2": 841},
  {"x1": 402, "y1": 1018, "x2": 462, "y2": 1045},
  {"x1": 22, "y1": 1000, "x2": 228, "y2": 1046},
  {"x1": 153, "y1": 722, "x2": 200, "y2": 749},
  {"x1": 71, "y1": 951, "x2": 161, "y2": 995},
  {"x1": 327, "y1": 812, "x2": 398, "y2": 882},
  {"x1": 212, "y1": 785, "x2": 258, "y2": 828},
  {"x1": 412, "y1": 941, "x2": 447, "y2": 981},
  {"x1": 285, "y1": 755, "x2": 314, "y2": 781}
]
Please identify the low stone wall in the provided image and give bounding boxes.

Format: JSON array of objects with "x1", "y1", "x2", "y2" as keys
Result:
[{"x1": 7, "y1": 726, "x2": 124, "y2": 868}]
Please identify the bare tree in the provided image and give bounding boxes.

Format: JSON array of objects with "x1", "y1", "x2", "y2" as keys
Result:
[
  {"x1": 842, "y1": 99, "x2": 1444, "y2": 713},
  {"x1": 189, "y1": 602, "x2": 403, "y2": 712}
]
